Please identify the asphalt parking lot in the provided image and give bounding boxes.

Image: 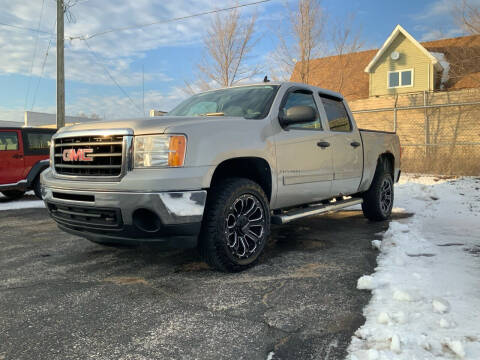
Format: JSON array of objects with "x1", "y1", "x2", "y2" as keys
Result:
[{"x1": 0, "y1": 205, "x2": 408, "y2": 360}]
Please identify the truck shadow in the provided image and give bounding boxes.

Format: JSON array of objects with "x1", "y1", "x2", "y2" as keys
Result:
[
  {"x1": 0, "y1": 193, "x2": 38, "y2": 203},
  {"x1": 98, "y1": 210, "x2": 413, "y2": 272},
  {"x1": 265, "y1": 210, "x2": 412, "y2": 260}
]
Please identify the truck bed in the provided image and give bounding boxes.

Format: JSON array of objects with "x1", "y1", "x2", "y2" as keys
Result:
[
  {"x1": 358, "y1": 129, "x2": 401, "y2": 192},
  {"x1": 358, "y1": 128, "x2": 396, "y2": 134}
]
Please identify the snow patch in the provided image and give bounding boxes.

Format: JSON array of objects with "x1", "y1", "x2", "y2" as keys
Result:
[
  {"x1": 439, "y1": 318, "x2": 456, "y2": 329},
  {"x1": 357, "y1": 275, "x2": 376, "y2": 290},
  {"x1": 433, "y1": 298, "x2": 450, "y2": 314},
  {"x1": 347, "y1": 176, "x2": 480, "y2": 360},
  {"x1": 393, "y1": 290, "x2": 412, "y2": 302},
  {"x1": 0, "y1": 192, "x2": 45, "y2": 211},
  {"x1": 377, "y1": 312, "x2": 390, "y2": 324},
  {"x1": 430, "y1": 52, "x2": 450, "y2": 88},
  {"x1": 443, "y1": 338, "x2": 466, "y2": 359},
  {"x1": 390, "y1": 334, "x2": 401, "y2": 353},
  {"x1": 371, "y1": 240, "x2": 382, "y2": 250}
]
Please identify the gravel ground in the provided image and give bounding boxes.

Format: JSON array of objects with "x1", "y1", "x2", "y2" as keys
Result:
[{"x1": 0, "y1": 207, "x2": 409, "y2": 360}]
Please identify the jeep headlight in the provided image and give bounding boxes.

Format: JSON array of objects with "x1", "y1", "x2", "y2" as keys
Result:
[{"x1": 134, "y1": 135, "x2": 186, "y2": 168}]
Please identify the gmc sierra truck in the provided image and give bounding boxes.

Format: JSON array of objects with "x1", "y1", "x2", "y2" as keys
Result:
[{"x1": 41, "y1": 82, "x2": 400, "y2": 272}]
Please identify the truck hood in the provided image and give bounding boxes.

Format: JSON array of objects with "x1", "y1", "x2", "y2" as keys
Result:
[{"x1": 58, "y1": 116, "x2": 244, "y2": 135}]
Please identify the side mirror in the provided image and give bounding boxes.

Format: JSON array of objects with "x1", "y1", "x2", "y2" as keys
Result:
[{"x1": 279, "y1": 105, "x2": 316, "y2": 127}]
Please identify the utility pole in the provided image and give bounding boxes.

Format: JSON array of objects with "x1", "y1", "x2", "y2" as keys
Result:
[{"x1": 56, "y1": 0, "x2": 65, "y2": 129}]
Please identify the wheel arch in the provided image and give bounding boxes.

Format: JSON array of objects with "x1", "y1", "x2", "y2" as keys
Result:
[
  {"x1": 209, "y1": 157, "x2": 273, "y2": 201},
  {"x1": 377, "y1": 152, "x2": 395, "y2": 177},
  {"x1": 26, "y1": 160, "x2": 49, "y2": 187}
]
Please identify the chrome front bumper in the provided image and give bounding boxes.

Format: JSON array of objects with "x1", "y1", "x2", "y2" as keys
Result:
[{"x1": 41, "y1": 186, "x2": 207, "y2": 244}]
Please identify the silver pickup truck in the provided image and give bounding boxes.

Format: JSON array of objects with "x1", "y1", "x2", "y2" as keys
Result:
[{"x1": 41, "y1": 82, "x2": 400, "y2": 272}]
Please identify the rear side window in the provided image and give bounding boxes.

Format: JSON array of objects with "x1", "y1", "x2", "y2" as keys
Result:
[
  {"x1": 23, "y1": 131, "x2": 54, "y2": 155},
  {"x1": 281, "y1": 91, "x2": 322, "y2": 130},
  {"x1": 320, "y1": 96, "x2": 352, "y2": 132},
  {"x1": 0, "y1": 132, "x2": 19, "y2": 151},
  {"x1": 26, "y1": 132, "x2": 52, "y2": 150}
]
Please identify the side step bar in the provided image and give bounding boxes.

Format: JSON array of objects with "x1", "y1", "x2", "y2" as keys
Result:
[{"x1": 271, "y1": 198, "x2": 363, "y2": 225}]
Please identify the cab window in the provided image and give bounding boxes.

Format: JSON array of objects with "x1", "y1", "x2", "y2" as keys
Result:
[
  {"x1": 26, "y1": 132, "x2": 52, "y2": 150},
  {"x1": 0, "y1": 132, "x2": 19, "y2": 151},
  {"x1": 281, "y1": 90, "x2": 322, "y2": 130},
  {"x1": 320, "y1": 95, "x2": 352, "y2": 132}
]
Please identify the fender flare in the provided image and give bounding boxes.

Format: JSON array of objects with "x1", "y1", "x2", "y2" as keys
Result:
[{"x1": 26, "y1": 160, "x2": 50, "y2": 187}]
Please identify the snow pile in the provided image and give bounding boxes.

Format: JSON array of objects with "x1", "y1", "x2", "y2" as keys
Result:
[
  {"x1": 0, "y1": 192, "x2": 45, "y2": 211},
  {"x1": 431, "y1": 52, "x2": 450, "y2": 88},
  {"x1": 348, "y1": 176, "x2": 480, "y2": 360}
]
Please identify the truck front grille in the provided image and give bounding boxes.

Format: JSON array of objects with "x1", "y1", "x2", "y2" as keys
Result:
[
  {"x1": 47, "y1": 202, "x2": 122, "y2": 230},
  {"x1": 53, "y1": 135, "x2": 124, "y2": 177}
]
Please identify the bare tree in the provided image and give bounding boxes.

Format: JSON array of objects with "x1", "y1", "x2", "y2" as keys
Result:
[
  {"x1": 182, "y1": 78, "x2": 213, "y2": 96},
  {"x1": 454, "y1": 0, "x2": 480, "y2": 35},
  {"x1": 188, "y1": 7, "x2": 258, "y2": 92},
  {"x1": 272, "y1": 0, "x2": 326, "y2": 83},
  {"x1": 330, "y1": 14, "x2": 363, "y2": 93}
]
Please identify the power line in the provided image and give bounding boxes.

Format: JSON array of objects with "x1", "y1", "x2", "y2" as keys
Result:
[
  {"x1": 0, "y1": 0, "x2": 272, "y2": 41},
  {"x1": 84, "y1": 39, "x2": 143, "y2": 114},
  {"x1": 24, "y1": 0, "x2": 46, "y2": 110},
  {"x1": 31, "y1": 19, "x2": 57, "y2": 110},
  {"x1": 30, "y1": 37, "x2": 53, "y2": 109},
  {"x1": 67, "y1": 0, "x2": 272, "y2": 41},
  {"x1": 0, "y1": 21, "x2": 54, "y2": 36}
]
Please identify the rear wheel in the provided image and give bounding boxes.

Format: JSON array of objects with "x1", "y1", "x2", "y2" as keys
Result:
[
  {"x1": 1, "y1": 190, "x2": 26, "y2": 200},
  {"x1": 199, "y1": 178, "x2": 270, "y2": 272},
  {"x1": 362, "y1": 159, "x2": 394, "y2": 221}
]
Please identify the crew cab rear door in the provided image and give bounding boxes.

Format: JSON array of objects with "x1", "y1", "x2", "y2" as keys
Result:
[
  {"x1": 318, "y1": 94, "x2": 363, "y2": 196},
  {"x1": 0, "y1": 129, "x2": 24, "y2": 185},
  {"x1": 274, "y1": 87, "x2": 334, "y2": 208}
]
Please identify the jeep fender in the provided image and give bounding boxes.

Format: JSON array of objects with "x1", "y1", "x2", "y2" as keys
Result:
[{"x1": 26, "y1": 160, "x2": 50, "y2": 187}]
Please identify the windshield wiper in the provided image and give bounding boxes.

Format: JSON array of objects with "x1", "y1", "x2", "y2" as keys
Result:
[{"x1": 202, "y1": 112, "x2": 224, "y2": 116}]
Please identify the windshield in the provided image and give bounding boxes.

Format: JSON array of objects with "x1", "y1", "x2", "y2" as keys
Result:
[{"x1": 168, "y1": 85, "x2": 280, "y2": 119}]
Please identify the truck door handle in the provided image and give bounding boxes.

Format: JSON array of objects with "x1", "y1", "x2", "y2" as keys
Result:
[
  {"x1": 12, "y1": 154, "x2": 23, "y2": 159},
  {"x1": 350, "y1": 141, "x2": 361, "y2": 148},
  {"x1": 317, "y1": 141, "x2": 330, "y2": 148}
]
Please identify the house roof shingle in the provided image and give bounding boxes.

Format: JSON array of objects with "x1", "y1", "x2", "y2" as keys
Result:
[{"x1": 290, "y1": 34, "x2": 480, "y2": 100}]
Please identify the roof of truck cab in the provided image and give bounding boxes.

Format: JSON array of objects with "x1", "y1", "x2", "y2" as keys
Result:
[{"x1": 202, "y1": 82, "x2": 344, "y2": 100}]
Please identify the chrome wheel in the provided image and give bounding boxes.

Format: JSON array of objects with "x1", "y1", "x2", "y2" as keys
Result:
[
  {"x1": 224, "y1": 194, "x2": 266, "y2": 259},
  {"x1": 379, "y1": 178, "x2": 393, "y2": 214}
]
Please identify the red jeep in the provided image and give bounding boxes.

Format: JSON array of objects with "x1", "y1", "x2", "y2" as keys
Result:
[{"x1": 0, "y1": 127, "x2": 56, "y2": 199}]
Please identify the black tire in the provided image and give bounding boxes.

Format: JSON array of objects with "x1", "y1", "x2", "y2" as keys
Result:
[
  {"x1": 199, "y1": 178, "x2": 270, "y2": 272},
  {"x1": 1, "y1": 190, "x2": 26, "y2": 200},
  {"x1": 33, "y1": 176, "x2": 42, "y2": 199},
  {"x1": 362, "y1": 159, "x2": 394, "y2": 221}
]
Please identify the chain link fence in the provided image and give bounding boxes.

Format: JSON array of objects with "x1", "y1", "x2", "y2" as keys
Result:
[{"x1": 351, "y1": 90, "x2": 480, "y2": 175}]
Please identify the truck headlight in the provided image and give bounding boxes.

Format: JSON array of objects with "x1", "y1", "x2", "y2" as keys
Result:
[{"x1": 134, "y1": 135, "x2": 186, "y2": 168}]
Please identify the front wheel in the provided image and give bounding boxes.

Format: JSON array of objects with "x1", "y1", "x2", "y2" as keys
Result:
[
  {"x1": 362, "y1": 160, "x2": 394, "y2": 221},
  {"x1": 199, "y1": 178, "x2": 270, "y2": 272}
]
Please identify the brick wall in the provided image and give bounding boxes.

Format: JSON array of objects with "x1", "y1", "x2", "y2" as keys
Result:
[{"x1": 348, "y1": 88, "x2": 480, "y2": 175}]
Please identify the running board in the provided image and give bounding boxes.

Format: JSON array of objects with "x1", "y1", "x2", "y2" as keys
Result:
[{"x1": 271, "y1": 198, "x2": 363, "y2": 225}]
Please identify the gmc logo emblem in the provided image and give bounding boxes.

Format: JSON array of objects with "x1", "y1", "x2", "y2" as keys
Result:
[{"x1": 62, "y1": 148, "x2": 94, "y2": 162}]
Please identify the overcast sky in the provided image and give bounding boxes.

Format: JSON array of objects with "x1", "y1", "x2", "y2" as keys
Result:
[{"x1": 0, "y1": 0, "x2": 475, "y2": 123}]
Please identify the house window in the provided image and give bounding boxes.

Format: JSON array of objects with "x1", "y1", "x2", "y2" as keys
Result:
[{"x1": 388, "y1": 69, "x2": 413, "y2": 88}]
